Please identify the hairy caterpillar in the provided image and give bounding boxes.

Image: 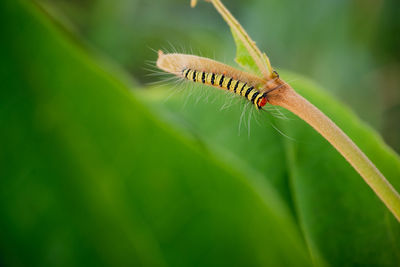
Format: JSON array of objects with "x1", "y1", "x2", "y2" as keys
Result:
[{"x1": 156, "y1": 51, "x2": 280, "y2": 109}]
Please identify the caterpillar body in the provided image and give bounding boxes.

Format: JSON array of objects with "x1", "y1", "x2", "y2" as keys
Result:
[
  {"x1": 157, "y1": 51, "x2": 278, "y2": 109},
  {"x1": 182, "y1": 68, "x2": 267, "y2": 109}
]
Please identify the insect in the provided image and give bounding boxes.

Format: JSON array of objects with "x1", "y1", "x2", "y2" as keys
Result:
[{"x1": 156, "y1": 51, "x2": 281, "y2": 109}]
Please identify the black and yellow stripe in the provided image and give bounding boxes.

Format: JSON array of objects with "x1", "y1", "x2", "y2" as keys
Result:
[{"x1": 182, "y1": 68, "x2": 266, "y2": 109}]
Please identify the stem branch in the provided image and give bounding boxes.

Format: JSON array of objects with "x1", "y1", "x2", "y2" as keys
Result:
[
  {"x1": 208, "y1": 0, "x2": 273, "y2": 79},
  {"x1": 269, "y1": 84, "x2": 400, "y2": 222}
]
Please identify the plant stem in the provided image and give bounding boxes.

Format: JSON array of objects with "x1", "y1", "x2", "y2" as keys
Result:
[
  {"x1": 208, "y1": 0, "x2": 273, "y2": 79},
  {"x1": 269, "y1": 84, "x2": 400, "y2": 222}
]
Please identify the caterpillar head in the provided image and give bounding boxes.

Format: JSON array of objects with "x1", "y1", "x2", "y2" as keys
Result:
[{"x1": 257, "y1": 94, "x2": 268, "y2": 109}]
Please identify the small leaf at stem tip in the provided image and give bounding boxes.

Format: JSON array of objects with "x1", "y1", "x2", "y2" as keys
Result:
[
  {"x1": 231, "y1": 30, "x2": 260, "y2": 75},
  {"x1": 194, "y1": 0, "x2": 274, "y2": 80},
  {"x1": 191, "y1": 0, "x2": 212, "y2": 8}
]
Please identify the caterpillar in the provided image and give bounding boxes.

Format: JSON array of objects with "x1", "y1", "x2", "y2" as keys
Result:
[
  {"x1": 181, "y1": 68, "x2": 267, "y2": 109},
  {"x1": 157, "y1": 51, "x2": 279, "y2": 109}
]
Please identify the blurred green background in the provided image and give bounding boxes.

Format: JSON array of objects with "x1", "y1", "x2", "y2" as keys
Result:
[
  {"x1": 2, "y1": 0, "x2": 400, "y2": 266},
  {"x1": 38, "y1": 0, "x2": 400, "y2": 152}
]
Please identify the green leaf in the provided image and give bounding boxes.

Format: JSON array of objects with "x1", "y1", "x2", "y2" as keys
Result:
[
  {"x1": 231, "y1": 30, "x2": 260, "y2": 75},
  {"x1": 206, "y1": 0, "x2": 273, "y2": 79},
  {"x1": 281, "y1": 72, "x2": 400, "y2": 266},
  {"x1": 0, "y1": 1, "x2": 312, "y2": 266},
  {"x1": 147, "y1": 70, "x2": 400, "y2": 266}
]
